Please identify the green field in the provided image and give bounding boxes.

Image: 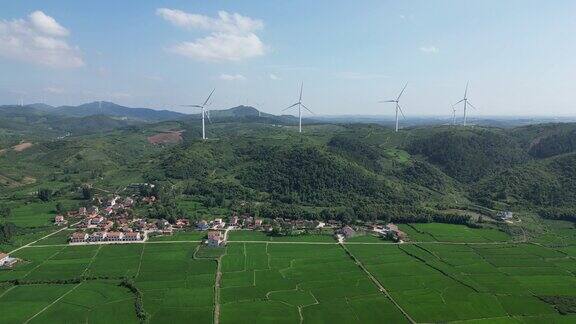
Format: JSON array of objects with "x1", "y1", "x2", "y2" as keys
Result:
[{"x1": 1, "y1": 222, "x2": 575, "y2": 323}]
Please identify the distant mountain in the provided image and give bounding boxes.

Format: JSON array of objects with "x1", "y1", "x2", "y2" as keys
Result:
[
  {"x1": 0, "y1": 105, "x2": 134, "y2": 136},
  {"x1": 185, "y1": 105, "x2": 300, "y2": 125},
  {"x1": 50, "y1": 102, "x2": 186, "y2": 122}
]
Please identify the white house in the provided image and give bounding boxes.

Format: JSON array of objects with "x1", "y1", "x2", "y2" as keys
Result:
[{"x1": 0, "y1": 252, "x2": 17, "y2": 268}]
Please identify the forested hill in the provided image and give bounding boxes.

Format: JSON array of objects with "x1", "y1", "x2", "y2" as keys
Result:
[{"x1": 1, "y1": 117, "x2": 576, "y2": 222}]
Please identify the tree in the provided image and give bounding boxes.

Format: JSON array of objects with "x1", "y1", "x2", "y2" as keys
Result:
[
  {"x1": 38, "y1": 188, "x2": 52, "y2": 202},
  {"x1": 55, "y1": 202, "x2": 65, "y2": 215},
  {"x1": 0, "y1": 222, "x2": 17, "y2": 243},
  {"x1": 81, "y1": 186, "x2": 93, "y2": 200},
  {"x1": 0, "y1": 204, "x2": 11, "y2": 218}
]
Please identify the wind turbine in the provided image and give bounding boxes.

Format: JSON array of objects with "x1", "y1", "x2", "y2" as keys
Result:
[
  {"x1": 182, "y1": 89, "x2": 215, "y2": 140},
  {"x1": 451, "y1": 103, "x2": 457, "y2": 126},
  {"x1": 455, "y1": 82, "x2": 478, "y2": 126},
  {"x1": 283, "y1": 82, "x2": 313, "y2": 133},
  {"x1": 379, "y1": 83, "x2": 408, "y2": 132}
]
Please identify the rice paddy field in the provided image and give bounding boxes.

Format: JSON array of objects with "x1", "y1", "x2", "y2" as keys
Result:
[{"x1": 0, "y1": 223, "x2": 575, "y2": 323}]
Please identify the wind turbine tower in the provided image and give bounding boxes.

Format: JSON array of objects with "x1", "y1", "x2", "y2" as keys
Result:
[
  {"x1": 451, "y1": 104, "x2": 457, "y2": 125},
  {"x1": 455, "y1": 82, "x2": 478, "y2": 126},
  {"x1": 182, "y1": 89, "x2": 215, "y2": 140},
  {"x1": 283, "y1": 82, "x2": 313, "y2": 133},
  {"x1": 379, "y1": 83, "x2": 408, "y2": 132}
]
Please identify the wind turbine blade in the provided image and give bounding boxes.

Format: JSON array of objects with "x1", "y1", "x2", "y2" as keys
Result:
[
  {"x1": 464, "y1": 82, "x2": 469, "y2": 99},
  {"x1": 301, "y1": 103, "x2": 314, "y2": 115},
  {"x1": 379, "y1": 100, "x2": 397, "y2": 103},
  {"x1": 203, "y1": 88, "x2": 216, "y2": 107},
  {"x1": 396, "y1": 83, "x2": 408, "y2": 101},
  {"x1": 299, "y1": 82, "x2": 303, "y2": 102},
  {"x1": 397, "y1": 104, "x2": 406, "y2": 119},
  {"x1": 282, "y1": 103, "x2": 299, "y2": 111},
  {"x1": 181, "y1": 105, "x2": 203, "y2": 108},
  {"x1": 467, "y1": 101, "x2": 478, "y2": 110},
  {"x1": 455, "y1": 98, "x2": 465, "y2": 105}
]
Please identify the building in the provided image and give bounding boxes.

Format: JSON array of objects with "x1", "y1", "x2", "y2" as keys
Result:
[
  {"x1": 70, "y1": 232, "x2": 88, "y2": 243},
  {"x1": 89, "y1": 216, "x2": 105, "y2": 226},
  {"x1": 197, "y1": 220, "x2": 209, "y2": 231},
  {"x1": 254, "y1": 219, "x2": 263, "y2": 227},
  {"x1": 497, "y1": 211, "x2": 513, "y2": 221},
  {"x1": 90, "y1": 231, "x2": 107, "y2": 242},
  {"x1": 385, "y1": 223, "x2": 407, "y2": 242},
  {"x1": 0, "y1": 252, "x2": 17, "y2": 268},
  {"x1": 207, "y1": 230, "x2": 223, "y2": 247},
  {"x1": 124, "y1": 232, "x2": 141, "y2": 241},
  {"x1": 230, "y1": 215, "x2": 239, "y2": 226},
  {"x1": 340, "y1": 226, "x2": 356, "y2": 238},
  {"x1": 157, "y1": 219, "x2": 169, "y2": 229},
  {"x1": 106, "y1": 231, "x2": 124, "y2": 241},
  {"x1": 54, "y1": 215, "x2": 67, "y2": 226}
]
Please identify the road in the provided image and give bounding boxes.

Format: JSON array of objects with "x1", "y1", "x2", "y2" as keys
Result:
[{"x1": 8, "y1": 221, "x2": 81, "y2": 255}]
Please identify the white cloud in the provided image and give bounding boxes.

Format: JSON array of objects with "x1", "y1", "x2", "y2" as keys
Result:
[
  {"x1": 0, "y1": 11, "x2": 83, "y2": 68},
  {"x1": 157, "y1": 8, "x2": 267, "y2": 62},
  {"x1": 156, "y1": 9, "x2": 263, "y2": 34},
  {"x1": 269, "y1": 73, "x2": 280, "y2": 80},
  {"x1": 29, "y1": 11, "x2": 69, "y2": 37},
  {"x1": 218, "y1": 73, "x2": 246, "y2": 81},
  {"x1": 419, "y1": 46, "x2": 439, "y2": 54},
  {"x1": 169, "y1": 33, "x2": 265, "y2": 62}
]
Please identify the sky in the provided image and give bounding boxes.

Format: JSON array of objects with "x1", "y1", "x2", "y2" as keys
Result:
[{"x1": 1, "y1": 1, "x2": 576, "y2": 117}]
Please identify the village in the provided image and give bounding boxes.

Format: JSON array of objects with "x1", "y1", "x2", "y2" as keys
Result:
[
  {"x1": 0, "y1": 190, "x2": 513, "y2": 271},
  {"x1": 47, "y1": 192, "x2": 410, "y2": 249},
  {"x1": 0, "y1": 189, "x2": 514, "y2": 270}
]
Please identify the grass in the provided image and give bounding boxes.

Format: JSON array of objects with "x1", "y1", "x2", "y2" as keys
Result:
[
  {"x1": 3, "y1": 200, "x2": 79, "y2": 227},
  {"x1": 148, "y1": 230, "x2": 206, "y2": 242}
]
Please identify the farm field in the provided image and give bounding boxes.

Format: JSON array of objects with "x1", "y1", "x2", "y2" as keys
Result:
[
  {"x1": 399, "y1": 223, "x2": 511, "y2": 243},
  {"x1": 219, "y1": 242, "x2": 407, "y2": 324},
  {"x1": 228, "y1": 230, "x2": 335, "y2": 242},
  {"x1": 0, "y1": 223, "x2": 575, "y2": 323}
]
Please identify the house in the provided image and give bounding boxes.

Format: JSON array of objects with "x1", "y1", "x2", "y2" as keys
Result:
[
  {"x1": 497, "y1": 211, "x2": 513, "y2": 221},
  {"x1": 70, "y1": 232, "x2": 88, "y2": 243},
  {"x1": 124, "y1": 232, "x2": 141, "y2": 241},
  {"x1": 0, "y1": 253, "x2": 17, "y2": 268},
  {"x1": 54, "y1": 215, "x2": 67, "y2": 226},
  {"x1": 124, "y1": 197, "x2": 134, "y2": 207},
  {"x1": 175, "y1": 218, "x2": 190, "y2": 228},
  {"x1": 87, "y1": 206, "x2": 99, "y2": 215},
  {"x1": 254, "y1": 219, "x2": 263, "y2": 227},
  {"x1": 89, "y1": 216, "x2": 105, "y2": 226},
  {"x1": 161, "y1": 227, "x2": 173, "y2": 236},
  {"x1": 230, "y1": 215, "x2": 239, "y2": 226},
  {"x1": 78, "y1": 207, "x2": 87, "y2": 216},
  {"x1": 90, "y1": 231, "x2": 107, "y2": 242},
  {"x1": 385, "y1": 223, "x2": 407, "y2": 242},
  {"x1": 207, "y1": 230, "x2": 223, "y2": 247},
  {"x1": 340, "y1": 226, "x2": 356, "y2": 238},
  {"x1": 157, "y1": 219, "x2": 169, "y2": 229},
  {"x1": 106, "y1": 231, "x2": 124, "y2": 241},
  {"x1": 197, "y1": 220, "x2": 209, "y2": 231}
]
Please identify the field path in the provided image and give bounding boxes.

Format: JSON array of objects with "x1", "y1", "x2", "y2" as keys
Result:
[
  {"x1": 23, "y1": 282, "x2": 83, "y2": 324},
  {"x1": 9, "y1": 220, "x2": 81, "y2": 255},
  {"x1": 340, "y1": 242, "x2": 417, "y2": 324}
]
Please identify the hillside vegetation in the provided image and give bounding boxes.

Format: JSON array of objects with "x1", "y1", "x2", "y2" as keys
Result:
[{"x1": 1, "y1": 107, "x2": 576, "y2": 225}]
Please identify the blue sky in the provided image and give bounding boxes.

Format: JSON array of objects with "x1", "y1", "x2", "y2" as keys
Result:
[{"x1": 1, "y1": 1, "x2": 576, "y2": 117}]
